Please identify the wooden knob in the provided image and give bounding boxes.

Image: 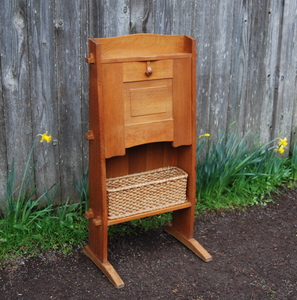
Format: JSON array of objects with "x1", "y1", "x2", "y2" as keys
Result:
[{"x1": 145, "y1": 61, "x2": 152, "y2": 76}]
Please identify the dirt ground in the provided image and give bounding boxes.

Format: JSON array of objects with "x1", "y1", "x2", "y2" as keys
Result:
[{"x1": 1, "y1": 187, "x2": 297, "y2": 300}]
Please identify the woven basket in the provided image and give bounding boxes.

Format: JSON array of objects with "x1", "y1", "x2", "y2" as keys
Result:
[{"x1": 106, "y1": 166, "x2": 188, "y2": 219}]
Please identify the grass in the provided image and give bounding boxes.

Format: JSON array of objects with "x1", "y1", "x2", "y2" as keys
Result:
[
  {"x1": 196, "y1": 131, "x2": 292, "y2": 210},
  {"x1": 0, "y1": 216, "x2": 87, "y2": 258},
  {"x1": 1, "y1": 129, "x2": 297, "y2": 261},
  {"x1": 0, "y1": 133, "x2": 88, "y2": 261},
  {"x1": 291, "y1": 139, "x2": 297, "y2": 180}
]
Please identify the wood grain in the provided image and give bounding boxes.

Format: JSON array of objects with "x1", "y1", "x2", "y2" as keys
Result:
[
  {"x1": 272, "y1": 1, "x2": 297, "y2": 144},
  {"x1": 0, "y1": 53, "x2": 7, "y2": 198},
  {"x1": 101, "y1": 63, "x2": 125, "y2": 158},
  {"x1": 54, "y1": 0, "x2": 84, "y2": 201},
  {"x1": 97, "y1": 0, "x2": 130, "y2": 37},
  {"x1": 0, "y1": 1, "x2": 32, "y2": 196},
  {"x1": 172, "y1": 58, "x2": 192, "y2": 147},
  {"x1": 84, "y1": 35, "x2": 210, "y2": 288},
  {"x1": 130, "y1": 0, "x2": 154, "y2": 34},
  {"x1": 28, "y1": 0, "x2": 60, "y2": 203}
]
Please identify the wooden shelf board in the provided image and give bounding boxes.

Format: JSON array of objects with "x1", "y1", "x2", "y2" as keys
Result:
[
  {"x1": 107, "y1": 201, "x2": 192, "y2": 226},
  {"x1": 101, "y1": 52, "x2": 192, "y2": 63}
]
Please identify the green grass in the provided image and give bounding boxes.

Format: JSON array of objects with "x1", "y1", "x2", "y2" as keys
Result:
[
  {"x1": 0, "y1": 216, "x2": 88, "y2": 259},
  {"x1": 291, "y1": 139, "x2": 297, "y2": 180},
  {"x1": 196, "y1": 130, "x2": 292, "y2": 210},
  {"x1": 0, "y1": 134, "x2": 88, "y2": 261},
  {"x1": 0, "y1": 186, "x2": 88, "y2": 260}
]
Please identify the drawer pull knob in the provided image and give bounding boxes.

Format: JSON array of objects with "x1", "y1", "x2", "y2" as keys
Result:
[{"x1": 145, "y1": 61, "x2": 152, "y2": 76}]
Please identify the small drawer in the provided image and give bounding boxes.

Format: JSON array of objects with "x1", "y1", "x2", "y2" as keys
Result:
[{"x1": 123, "y1": 59, "x2": 173, "y2": 82}]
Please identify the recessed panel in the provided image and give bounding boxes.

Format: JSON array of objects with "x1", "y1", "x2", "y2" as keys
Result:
[
  {"x1": 130, "y1": 85, "x2": 169, "y2": 117},
  {"x1": 124, "y1": 79, "x2": 173, "y2": 125},
  {"x1": 123, "y1": 79, "x2": 174, "y2": 148}
]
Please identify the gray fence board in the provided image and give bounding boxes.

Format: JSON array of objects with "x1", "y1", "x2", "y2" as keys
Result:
[
  {"x1": 228, "y1": 0, "x2": 250, "y2": 136},
  {"x1": 194, "y1": 2, "x2": 213, "y2": 137},
  {"x1": 80, "y1": 0, "x2": 90, "y2": 176},
  {"x1": 260, "y1": 0, "x2": 283, "y2": 143},
  {"x1": 0, "y1": 0, "x2": 296, "y2": 205},
  {"x1": 1, "y1": 1, "x2": 33, "y2": 189},
  {"x1": 153, "y1": 0, "x2": 173, "y2": 35},
  {"x1": 209, "y1": 1, "x2": 234, "y2": 138},
  {"x1": 244, "y1": 1, "x2": 270, "y2": 138},
  {"x1": 27, "y1": 0, "x2": 60, "y2": 200},
  {"x1": 99, "y1": 0, "x2": 130, "y2": 37},
  {"x1": 0, "y1": 53, "x2": 7, "y2": 199},
  {"x1": 130, "y1": 0, "x2": 153, "y2": 34},
  {"x1": 274, "y1": 1, "x2": 297, "y2": 143},
  {"x1": 54, "y1": 0, "x2": 84, "y2": 201}
]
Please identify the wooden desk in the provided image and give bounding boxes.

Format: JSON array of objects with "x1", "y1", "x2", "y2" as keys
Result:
[{"x1": 84, "y1": 34, "x2": 212, "y2": 288}]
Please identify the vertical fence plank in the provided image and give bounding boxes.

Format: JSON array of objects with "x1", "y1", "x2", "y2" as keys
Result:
[
  {"x1": 54, "y1": 0, "x2": 84, "y2": 201},
  {"x1": 80, "y1": 0, "x2": 90, "y2": 174},
  {"x1": 273, "y1": 0, "x2": 297, "y2": 147},
  {"x1": 153, "y1": 0, "x2": 173, "y2": 35},
  {"x1": 208, "y1": 0, "x2": 234, "y2": 138},
  {"x1": 0, "y1": 59, "x2": 7, "y2": 202},
  {"x1": 228, "y1": 1, "x2": 251, "y2": 136},
  {"x1": 89, "y1": 0, "x2": 101, "y2": 37},
  {"x1": 171, "y1": 0, "x2": 195, "y2": 36},
  {"x1": 27, "y1": 0, "x2": 60, "y2": 201},
  {"x1": 98, "y1": 0, "x2": 130, "y2": 37},
  {"x1": 130, "y1": 0, "x2": 154, "y2": 34},
  {"x1": 228, "y1": 0, "x2": 282, "y2": 143},
  {"x1": 290, "y1": 0, "x2": 297, "y2": 144},
  {"x1": 244, "y1": 1, "x2": 272, "y2": 137},
  {"x1": 0, "y1": 0, "x2": 33, "y2": 192},
  {"x1": 194, "y1": 1, "x2": 213, "y2": 137},
  {"x1": 259, "y1": 0, "x2": 283, "y2": 143}
]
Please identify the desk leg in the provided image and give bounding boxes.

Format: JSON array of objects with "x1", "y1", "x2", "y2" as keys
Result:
[
  {"x1": 166, "y1": 208, "x2": 212, "y2": 262},
  {"x1": 165, "y1": 225, "x2": 212, "y2": 262},
  {"x1": 83, "y1": 245, "x2": 125, "y2": 289}
]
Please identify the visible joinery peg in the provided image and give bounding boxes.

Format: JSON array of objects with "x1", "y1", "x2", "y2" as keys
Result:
[
  {"x1": 85, "y1": 130, "x2": 94, "y2": 140},
  {"x1": 85, "y1": 53, "x2": 95, "y2": 64},
  {"x1": 85, "y1": 208, "x2": 94, "y2": 219},
  {"x1": 92, "y1": 218, "x2": 102, "y2": 226}
]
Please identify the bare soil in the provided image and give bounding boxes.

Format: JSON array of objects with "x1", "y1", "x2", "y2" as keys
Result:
[{"x1": 1, "y1": 187, "x2": 297, "y2": 299}]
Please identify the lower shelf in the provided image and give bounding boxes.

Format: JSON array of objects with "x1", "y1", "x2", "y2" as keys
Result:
[{"x1": 107, "y1": 201, "x2": 192, "y2": 226}]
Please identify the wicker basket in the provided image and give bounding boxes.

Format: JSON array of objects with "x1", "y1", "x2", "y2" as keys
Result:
[{"x1": 106, "y1": 166, "x2": 188, "y2": 219}]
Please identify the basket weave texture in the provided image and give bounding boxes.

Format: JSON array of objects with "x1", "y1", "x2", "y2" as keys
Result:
[{"x1": 106, "y1": 167, "x2": 188, "y2": 219}]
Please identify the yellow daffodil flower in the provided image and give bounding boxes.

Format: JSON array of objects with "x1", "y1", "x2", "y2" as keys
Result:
[
  {"x1": 198, "y1": 133, "x2": 211, "y2": 139},
  {"x1": 278, "y1": 137, "x2": 288, "y2": 147},
  {"x1": 38, "y1": 131, "x2": 52, "y2": 143},
  {"x1": 275, "y1": 137, "x2": 288, "y2": 154},
  {"x1": 278, "y1": 145, "x2": 285, "y2": 154}
]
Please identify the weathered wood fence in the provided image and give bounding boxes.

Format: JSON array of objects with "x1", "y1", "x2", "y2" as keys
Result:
[{"x1": 1, "y1": 0, "x2": 297, "y2": 205}]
